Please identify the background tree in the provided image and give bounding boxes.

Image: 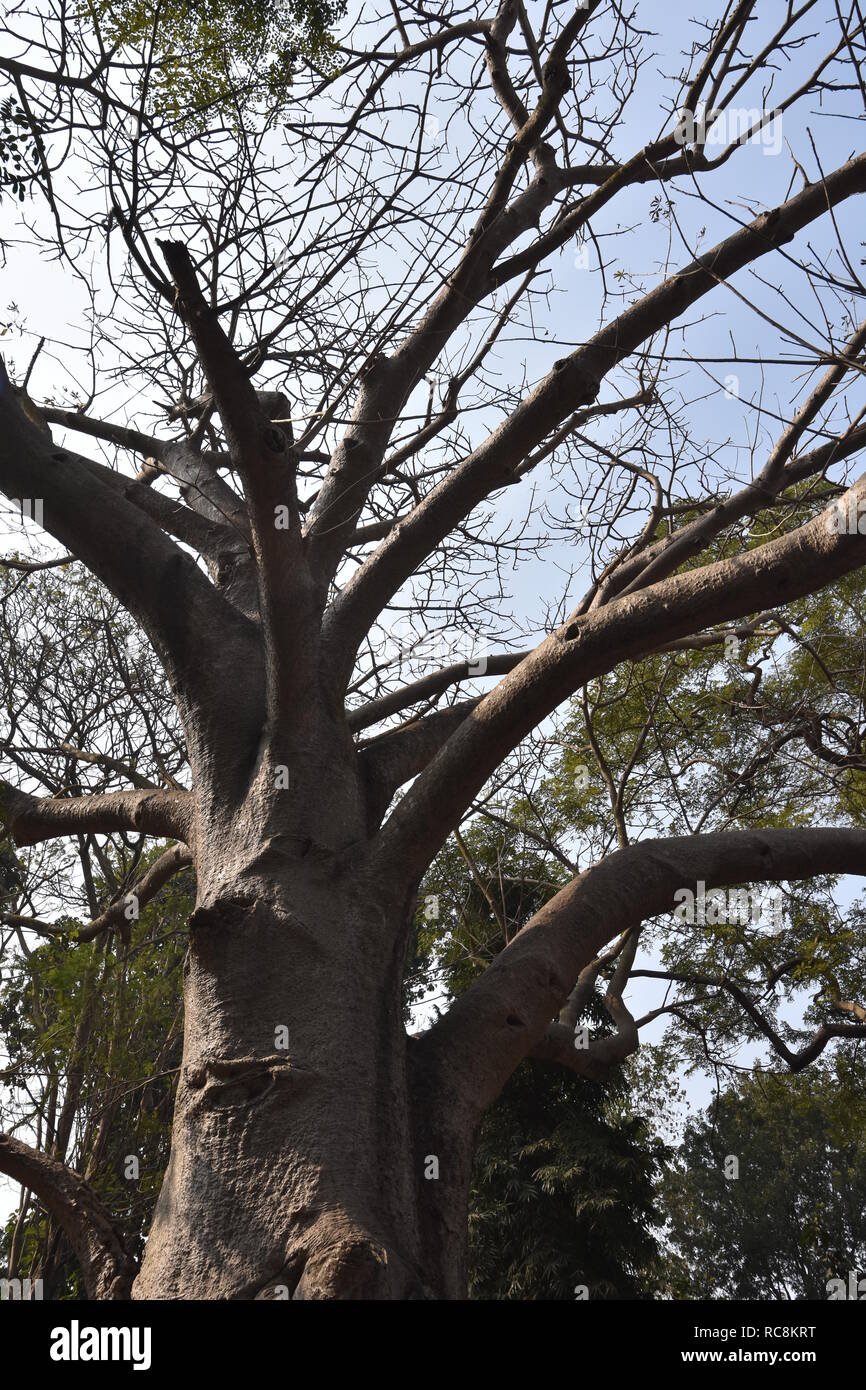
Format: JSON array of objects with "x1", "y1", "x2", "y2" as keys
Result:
[
  {"x1": 469, "y1": 1060, "x2": 666, "y2": 1299},
  {"x1": 90, "y1": 0, "x2": 347, "y2": 126},
  {"x1": 0, "y1": 0, "x2": 865, "y2": 1299},
  {"x1": 0, "y1": 854, "x2": 188, "y2": 1297},
  {"x1": 0, "y1": 562, "x2": 188, "y2": 1295},
  {"x1": 659, "y1": 1050, "x2": 866, "y2": 1300}
]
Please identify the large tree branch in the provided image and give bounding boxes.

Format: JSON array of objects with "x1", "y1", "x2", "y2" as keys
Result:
[
  {"x1": 56, "y1": 742, "x2": 160, "y2": 791},
  {"x1": 347, "y1": 652, "x2": 528, "y2": 732},
  {"x1": 326, "y1": 153, "x2": 866, "y2": 681},
  {"x1": 0, "y1": 362, "x2": 264, "y2": 785},
  {"x1": 377, "y1": 475, "x2": 866, "y2": 879},
  {"x1": 0, "y1": 783, "x2": 194, "y2": 847},
  {"x1": 529, "y1": 1016, "x2": 639, "y2": 1081},
  {"x1": 582, "y1": 424, "x2": 866, "y2": 615},
  {"x1": 143, "y1": 445, "x2": 251, "y2": 539},
  {"x1": 534, "y1": 923, "x2": 646, "y2": 1079},
  {"x1": 78, "y1": 842, "x2": 193, "y2": 942},
  {"x1": 414, "y1": 826, "x2": 866, "y2": 1114},
  {"x1": 0, "y1": 1133, "x2": 137, "y2": 1298},
  {"x1": 159, "y1": 241, "x2": 311, "y2": 728},
  {"x1": 75, "y1": 451, "x2": 240, "y2": 563},
  {"x1": 39, "y1": 405, "x2": 165, "y2": 459},
  {"x1": 358, "y1": 702, "x2": 477, "y2": 830},
  {"x1": 304, "y1": 355, "x2": 407, "y2": 599}
]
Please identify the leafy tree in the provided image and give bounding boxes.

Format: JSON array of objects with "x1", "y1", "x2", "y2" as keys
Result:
[
  {"x1": 0, "y1": 96, "x2": 34, "y2": 202},
  {"x1": 469, "y1": 1061, "x2": 666, "y2": 1300},
  {"x1": 90, "y1": 1, "x2": 347, "y2": 124},
  {"x1": 659, "y1": 1052, "x2": 866, "y2": 1301},
  {"x1": 0, "y1": 841, "x2": 190, "y2": 1296}
]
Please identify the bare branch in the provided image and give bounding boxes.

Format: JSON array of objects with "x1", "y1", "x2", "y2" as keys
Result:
[
  {"x1": 0, "y1": 1133, "x2": 136, "y2": 1299},
  {"x1": 416, "y1": 826, "x2": 866, "y2": 1113},
  {"x1": 0, "y1": 783, "x2": 194, "y2": 847},
  {"x1": 379, "y1": 476, "x2": 866, "y2": 878}
]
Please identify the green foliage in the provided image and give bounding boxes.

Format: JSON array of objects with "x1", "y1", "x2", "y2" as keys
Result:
[
  {"x1": 407, "y1": 559, "x2": 866, "y2": 1298},
  {"x1": 0, "y1": 96, "x2": 36, "y2": 202},
  {"x1": 659, "y1": 1051, "x2": 866, "y2": 1299},
  {"x1": 526, "y1": 558, "x2": 866, "y2": 1078},
  {"x1": 0, "y1": 838, "x2": 23, "y2": 903},
  {"x1": 406, "y1": 817, "x2": 567, "y2": 1017},
  {"x1": 87, "y1": 0, "x2": 347, "y2": 126},
  {"x1": 0, "y1": 843, "x2": 190, "y2": 1295},
  {"x1": 470, "y1": 1060, "x2": 669, "y2": 1300}
]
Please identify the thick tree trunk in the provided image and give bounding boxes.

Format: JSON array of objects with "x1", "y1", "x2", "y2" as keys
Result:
[{"x1": 133, "y1": 859, "x2": 461, "y2": 1299}]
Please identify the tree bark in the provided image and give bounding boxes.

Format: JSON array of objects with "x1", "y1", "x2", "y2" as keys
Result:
[
  {"x1": 0, "y1": 1133, "x2": 136, "y2": 1299},
  {"x1": 134, "y1": 868, "x2": 437, "y2": 1299}
]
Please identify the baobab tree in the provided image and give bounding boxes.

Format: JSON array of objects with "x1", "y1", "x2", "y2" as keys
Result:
[{"x1": 1, "y1": 0, "x2": 866, "y2": 1299}]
